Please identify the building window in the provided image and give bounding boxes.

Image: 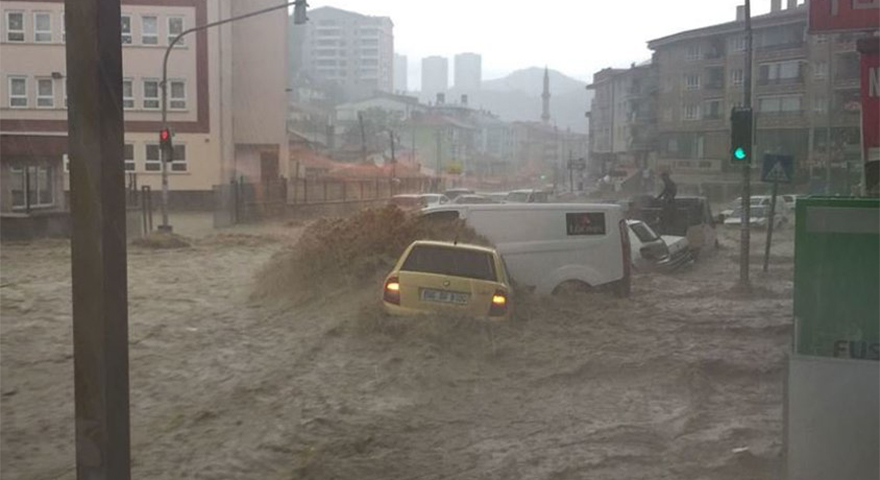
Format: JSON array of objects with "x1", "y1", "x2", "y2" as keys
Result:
[
  {"x1": 685, "y1": 45, "x2": 702, "y2": 61},
  {"x1": 34, "y1": 12, "x2": 52, "y2": 42},
  {"x1": 685, "y1": 74, "x2": 700, "y2": 90},
  {"x1": 121, "y1": 15, "x2": 132, "y2": 44},
  {"x1": 124, "y1": 143, "x2": 135, "y2": 171},
  {"x1": 60, "y1": 11, "x2": 65, "y2": 42},
  {"x1": 6, "y1": 11, "x2": 24, "y2": 42},
  {"x1": 167, "y1": 16, "x2": 184, "y2": 46},
  {"x1": 169, "y1": 80, "x2": 186, "y2": 110},
  {"x1": 731, "y1": 68, "x2": 744, "y2": 86},
  {"x1": 758, "y1": 60, "x2": 802, "y2": 85},
  {"x1": 145, "y1": 144, "x2": 161, "y2": 171},
  {"x1": 813, "y1": 95, "x2": 827, "y2": 113},
  {"x1": 171, "y1": 144, "x2": 187, "y2": 172},
  {"x1": 759, "y1": 95, "x2": 802, "y2": 114},
  {"x1": 814, "y1": 61, "x2": 828, "y2": 79},
  {"x1": 143, "y1": 79, "x2": 159, "y2": 109},
  {"x1": 729, "y1": 35, "x2": 746, "y2": 52},
  {"x1": 10, "y1": 166, "x2": 55, "y2": 209},
  {"x1": 8, "y1": 76, "x2": 27, "y2": 108},
  {"x1": 814, "y1": 33, "x2": 827, "y2": 44},
  {"x1": 122, "y1": 79, "x2": 134, "y2": 109},
  {"x1": 703, "y1": 99, "x2": 722, "y2": 119},
  {"x1": 36, "y1": 78, "x2": 54, "y2": 108},
  {"x1": 141, "y1": 15, "x2": 158, "y2": 45},
  {"x1": 683, "y1": 104, "x2": 700, "y2": 120}
]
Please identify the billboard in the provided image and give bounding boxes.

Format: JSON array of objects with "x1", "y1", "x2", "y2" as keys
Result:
[{"x1": 809, "y1": 0, "x2": 880, "y2": 32}]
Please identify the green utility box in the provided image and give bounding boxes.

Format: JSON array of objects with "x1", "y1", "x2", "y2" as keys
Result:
[{"x1": 793, "y1": 197, "x2": 880, "y2": 360}]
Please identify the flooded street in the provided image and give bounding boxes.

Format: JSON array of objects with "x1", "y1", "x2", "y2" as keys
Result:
[{"x1": 1, "y1": 215, "x2": 793, "y2": 479}]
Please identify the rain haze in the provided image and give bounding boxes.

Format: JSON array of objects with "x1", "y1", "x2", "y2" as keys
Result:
[
  {"x1": 2, "y1": 0, "x2": 878, "y2": 479},
  {"x1": 306, "y1": 0, "x2": 772, "y2": 83}
]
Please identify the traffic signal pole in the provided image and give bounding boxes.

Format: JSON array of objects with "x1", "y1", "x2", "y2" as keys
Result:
[
  {"x1": 739, "y1": 0, "x2": 753, "y2": 289},
  {"x1": 157, "y1": 0, "x2": 309, "y2": 231}
]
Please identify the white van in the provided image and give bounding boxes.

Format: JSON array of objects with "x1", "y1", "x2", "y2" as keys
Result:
[{"x1": 421, "y1": 203, "x2": 631, "y2": 297}]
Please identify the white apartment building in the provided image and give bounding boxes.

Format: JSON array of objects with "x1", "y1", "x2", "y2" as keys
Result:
[{"x1": 297, "y1": 6, "x2": 394, "y2": 101}]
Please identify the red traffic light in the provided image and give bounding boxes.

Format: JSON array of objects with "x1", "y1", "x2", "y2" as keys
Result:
[{"x1": 159, "y1": 128, "x2": 170, "y2": 142}]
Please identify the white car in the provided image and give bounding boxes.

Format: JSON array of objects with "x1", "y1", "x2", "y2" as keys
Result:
[
  {"x1": 419, "y1": 193, "x2": 450, "y2": 208},
  {"x1": 626, "y1": 220, "x2": 692, "y2": 271},
  {"x1": 505, "y1": 189, "x2": 550, "y2": 203},
  {"x1": 723, "y1": 205, "x2": 785, "y2": 228},
  {"x1": 422, "y1": 203, "x2": 632, "y2": 296}
]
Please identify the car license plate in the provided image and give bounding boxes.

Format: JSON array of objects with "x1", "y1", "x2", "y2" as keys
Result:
[{"x1": 420, "y1": 288, "x2": 469, "y2": 305}]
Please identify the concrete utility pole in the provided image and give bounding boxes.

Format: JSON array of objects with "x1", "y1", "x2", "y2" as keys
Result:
[
  {"x1": 739, "y1": 0, "x2": 754, "y2": 288},
  {"x1": 65, "y1": 0, "x2": 131, "y2": 477},
  {"x1": 158, "y1": 0, "x2": 309, "y2": 231}
]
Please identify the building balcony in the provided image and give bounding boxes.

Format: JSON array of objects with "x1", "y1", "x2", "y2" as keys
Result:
[{"x1": 757, "y1": 74, "x2": 804, "y2": 87}]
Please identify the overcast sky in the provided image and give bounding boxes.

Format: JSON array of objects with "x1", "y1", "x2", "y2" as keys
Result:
[{"x1": 304, "y1": 0, "x2": 779, "y2": 85}]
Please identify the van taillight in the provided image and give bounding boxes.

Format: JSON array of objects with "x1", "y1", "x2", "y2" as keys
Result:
[
  {"x1": 489, "y1": 289, "x2": 508, "y2": 317},
  {"x1": 384, "y1": 276, "x2": 400, "y2": 305}
]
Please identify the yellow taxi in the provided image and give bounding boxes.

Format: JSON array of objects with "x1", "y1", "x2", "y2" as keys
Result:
[{"x1": 382, "y1": 240, "x2": 512, "y2": 320}]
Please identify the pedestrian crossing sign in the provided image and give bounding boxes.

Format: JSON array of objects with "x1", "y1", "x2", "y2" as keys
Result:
[{"x1": 761, "y1": 154, "x2": 794, "y2": 184}]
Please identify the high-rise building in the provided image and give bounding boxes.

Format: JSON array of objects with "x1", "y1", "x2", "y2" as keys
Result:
[
  {"x1": 454, "y1": 53, "x2": 482, "y2": 91},
  {"x1": 295, "y1": 7, "x2": 394, "y2": 101},
  {"x1": 421, "y1": 56, "x2": 448, "y2": 99},
  {"x1": 394, "y1": 54, "x2": 408, "y2": 93}
]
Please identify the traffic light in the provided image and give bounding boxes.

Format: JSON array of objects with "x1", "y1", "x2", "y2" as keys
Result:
[
  {"x1": 159, "y1": 127, "x2": 174, "y2": 162},
  {"x1": 730, "y1": 107, "x2": 752, "y2": 165}
]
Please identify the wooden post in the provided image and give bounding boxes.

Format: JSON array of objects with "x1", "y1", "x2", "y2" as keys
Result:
[{"x1": 65, "y1": 0, "x2": 131, "y2": 478}]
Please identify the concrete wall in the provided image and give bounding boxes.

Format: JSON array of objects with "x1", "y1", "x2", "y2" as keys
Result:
[{"x1": 230, "y1": 0, "x2": 289, "y2": 179}]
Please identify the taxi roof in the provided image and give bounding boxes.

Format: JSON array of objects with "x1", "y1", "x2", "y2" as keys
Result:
[{"x1": 409, "y1": 240, "x2": 497, "y2": 255}]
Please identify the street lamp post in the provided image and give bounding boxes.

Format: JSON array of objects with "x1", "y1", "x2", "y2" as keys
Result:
[{"x1": 158, "y1": 0, "x2": 308, "y2": 231}]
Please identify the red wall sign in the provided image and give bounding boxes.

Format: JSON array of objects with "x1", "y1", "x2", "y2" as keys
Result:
[{"x1": 810, "y1": 0, "x2": 880, "y2": 32}]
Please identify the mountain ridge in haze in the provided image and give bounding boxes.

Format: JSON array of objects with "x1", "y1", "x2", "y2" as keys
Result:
[{"x1": 438, "y1": 67, "x2": 592, "y2": 133}]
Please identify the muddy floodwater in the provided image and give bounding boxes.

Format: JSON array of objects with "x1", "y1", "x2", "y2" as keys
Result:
[{"x1": 1, "y1": 213, "x2": 794, "y2": 479}]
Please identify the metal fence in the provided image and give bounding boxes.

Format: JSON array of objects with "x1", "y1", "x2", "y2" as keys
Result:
[
  {"x1": 288, "y1": 176, "x2": 436, "y2": 204},
  {"x1": 214, "y1": 176, "x2": 436, "y2": 227}
]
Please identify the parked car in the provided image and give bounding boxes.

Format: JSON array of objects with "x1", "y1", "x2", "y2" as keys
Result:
[
  {"x1": 505, "y1": 189, "x2": 550, "y2": 203},
  {"x1": 419, "y1": 193, "x2": 450, "y2": 208},
  {"x1": 421, "y1": 203, "x2": 631, "y2": 297},
  {"x1": 720, "y1": 196, "x2": 775, "y2": 220},
  {"x1": 780, "y1": 194, "x2": 798, "y2": 213},
  {"x1": 453, "y1": 194, "x2": 496, "y2": 205},
  {"x1": 477, "y1": 191, "x2": 509, "y2": 203},
  {"x1": 388, "y1": 194, "x2": 424, "y2": 211},
  {"x1": 723, "y1": 205, "x2": 785, "y2": 228},
  {"x1": 382, "y1": 240, "x2": 512, "y2": 321},
  {"x1": 444, "y1": 188, "x2": 475, "y2": 201},
  {"x1": 626, "y1": 220, "x2": 692, "y2": 271}
]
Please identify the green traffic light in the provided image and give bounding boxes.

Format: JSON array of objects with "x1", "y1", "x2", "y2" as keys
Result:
[{"x1": 734, "y1": 147, "x2": 746, "y2": 160}]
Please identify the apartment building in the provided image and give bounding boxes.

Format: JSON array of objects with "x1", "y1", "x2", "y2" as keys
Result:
[
  {"x1": 454, "y1": 52, "x2": 482, "y2": 92},
  {"x1": 296, "y1": 6, "x2": 394, "y2": 101},
  {"x1": 647, "y1": 1, "x2": 865, "y2": 189},
  {"x1": 587, "y1": 62, "x2": 658, "y2": 176},
  {"x1": 0, "y1": 0, "x2": 289, "y2": 214},
  {"x1": 421, "y1": 55, "x2": 448, "y2": 100},
  {"x1": 393, "y1": 53, "x2": 407, "y2": 93}
]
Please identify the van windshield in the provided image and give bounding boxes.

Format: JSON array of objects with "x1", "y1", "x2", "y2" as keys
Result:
[{"x1": 402, "y1": 245, "x2": 497, "y2": 281}]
